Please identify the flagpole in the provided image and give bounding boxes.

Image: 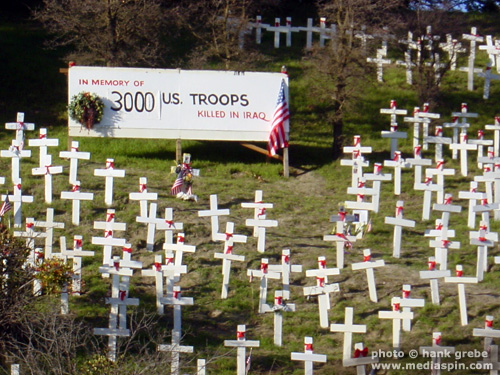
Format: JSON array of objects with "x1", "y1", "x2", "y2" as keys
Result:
[{"x1": 283, "y1": 147, "x2": 289, "y2": 178}]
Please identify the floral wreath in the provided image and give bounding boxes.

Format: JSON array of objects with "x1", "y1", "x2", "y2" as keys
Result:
[{"x1": 68, "y1": 91, "x2": 104, "y2": 130}]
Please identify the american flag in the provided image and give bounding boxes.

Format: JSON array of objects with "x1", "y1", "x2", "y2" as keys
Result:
[
  {"x1": 268, "y1": 80, "x2": 289, "y2": 156},
  {"x1": 0, "y1": 195, "x2": 12, "y2": 217},
  {"x1": 170, "y1": 175, "x2": 184, "y2": 195},
  {"x1": 245, "y1": 348, "x2": 252, "y2": 374}
]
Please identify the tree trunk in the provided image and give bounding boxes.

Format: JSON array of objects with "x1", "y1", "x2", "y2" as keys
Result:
[{"x1": 332, "y1": 117, "x2": 344, "y2": 160}]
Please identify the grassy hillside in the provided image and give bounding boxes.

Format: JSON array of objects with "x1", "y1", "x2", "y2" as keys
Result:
[{"x1": 2, "y1": 11, "x2": 500, "y2": 375}]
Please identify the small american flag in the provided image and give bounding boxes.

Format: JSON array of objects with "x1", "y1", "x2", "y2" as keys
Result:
[
  {"x1": 0, "y1": 195, "x2": 12, "y2": 217},
  {"x1": 268, "y1": 80, "x2": 289, "y2": 156},
  {"x1": 170, "y1": 176, "x2": 184, "y2": 195},
  {"x1": 245, "y1": 348, "x2": 252, "y2": 374}
]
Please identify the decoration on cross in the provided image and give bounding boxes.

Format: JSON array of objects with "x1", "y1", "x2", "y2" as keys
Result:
[{"x1": 170, "y1": 153, "x2": 199, "y2": 202}]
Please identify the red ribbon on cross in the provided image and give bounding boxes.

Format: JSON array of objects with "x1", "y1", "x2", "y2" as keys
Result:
[
  {"x1": 393, "y1": 302, "x2": 400, "y2": 311},
  {"x1": 435, "y1": 222, "x2": 443, "y2": 230},
  {"x1": 354, "y1": 347, "x2": 368, "y2": 358},
  {"x1": 452, "y1": 116, "x2": 458, "y2": 123},
  {"x1": 435, "y1": 127, "x2": 443, "y2": 136},
  {"x1": 17, "y1": 122, "x2": 24, "y2": 130},
  {"x1": 35, "y1": 250, "x2": 44, "y2": 259},
  {"x1": 479, "y1": 236, "x2": 487, "y2": 242},
  {"x1": 482, "y1": 198, "x2": 489, "y2": 206},
  {"x1": 339, "y1": 211, "x2": 346, "y2": 221},
  {"x1": 154, "y1": 262, "x2": 161, "y2": 271},
  {"x1": 423, "y1": 103, "x2": 429, "y2": 112},
  {"x1": 478, "y1": 129, "x2": 484, "y2": 139},
  {"x1": 225, "y1": 245, "x2": 233, "y2": 254},
  {"x1": 106, "y1": 212, "x2": 115, "y2": 222},
  {"x1": 316, "y1": 277, "x2": 325, "y2": 287},
  {"x1": 354, "y1": 135, "x2": 360, "y2": 146},
  {"x1": 484, "y1": 166, "x2": 492, "y2": 172},
  {"x1": 434, "y1": 335, "x2": 441, "y2": 345},
  {"x1": 275, "y1": 296, "x2": 283, "y2": 306},
  {"x1": 413, "y1": 107, "x2": 420, "y2": 116},
  {"x1": 139, "y1": 184, "x2": 147, "y2": 192},
  {"x1": 178, "y1": 235, "x2": 185, "y2": 243},
  {"x1": 282, "y1": 254, "x2": 290, "y2": 264},
  {"x1": 165, "y1": 257, "x2": 174, "y2": 265},
  {"x1": 374, "y1": 163, "x2": 382, "y2": 174},
  {"x1": 258, "y1": 207, "x2": 266, "y2": 217},
  {"x1": 391, "y1": 124, "x2": 398, "y2": 132},
  {"x1": 173, "y1": 290, "x2": 180, "y2": 299},
  {"x1": 260, "y1": 262, "x2": 268, "y2": 273},
  {"x1": 495, "y1": 116, "x2": 500, "y2": 125},
  {"x1": 363, "y1": 254, "x2": 371, "y2": 262},
  {"x1": 71, "y1": 146, "x2": 79, "y2": 152},
  {"x1": 456, "y1": 269, "x2": 463, "y2": 277},
  {"x1": 444, "y1": 196, "x2": 452, "y2": 205},
  {"x1": 122, "y1": 246, "x2": 132, "y2": 254},
  {"x1": 480, "y1": 224, "x2": 488, "y2": 231},
  {"x1": 119, "y1": 290, "x2": 126, "y2": 301},
  {"x1": 305, "y1": 343, "x2": 313, "y2": 351},
  {"x1": 74, "y1": 239, "x2": 82, "y2": 248},
  {"x1": 425, "y1": 176, "x2": 433, "y2": 185},
  {"x1": 106, "y1": 160, "x2": 114, "y2": 169},
  {"x1": 165, "y1": 220, "x2": 174, "y2": 228},
  {"x1": 72, "y1": 184, "x2": 80, "y2": 192},
  {"x1": 105, "y1": 230, "x2": 112, "y2": 238},
  {"x1": 15, "y1": 183, "x2": 22, "y2": 190},
  {"x1": 436, "y1": 160, "x2": 444, "y2": 169},
  {"x1": 357, "y1": 193, "x2": 364, "y2": 201},
  {"x1": 39, "y1": 133, "x2": 46, "y2": 139},
  {"x1": 393, "y1": 153, "x2": 400, "y2": 162},
  {"x1": 237, "y1": 331, "x2": 245, "y2": 339},
  {"x1": 353, "y1": 149, "x2": 360, "y2": 159},
  {"x1": 26, "y1": 222, "x2": 34, "y2": 229},
  {"x1": 402, "y1": 290, "x2": 411, "y2": 298},
  {"x1": 114, "y1": 261, "x2": 120, "y2": 270},
  {"x1": 225, "y1": 232, "x2": 233, "y2": 240},
  {"x1": 428, "y1": 260, "x2": 436, "y2": 270},
  {"x1": 486, "y1": 318, "x2": 494, "y2": 328},
  {"x1": 414, "y1": 145, "x2": 421, "y2": 157},
  {"x1": 318, "y1": 259, "x2": 327, "y2": 268},
  {"x1": 461, "y1": 103, "x2": 468, "y2": 111},
  {"x1": 396, "y1": 205, "x2": 403, "y2": 216},
  {"x1": 390, "y1": 100, "x2": 397, "y2": 109},
  {"x1": 441, "y1": 239, "x2": 451, "y2": 248}
]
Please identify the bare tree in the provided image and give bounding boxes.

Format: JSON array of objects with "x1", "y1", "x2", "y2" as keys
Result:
[
  {"x1": 32, "y1": 0, "x2": 175, "y2": 67},
  {"x1": 307, "y1": 0, "x2": 406, "y2": 159}
]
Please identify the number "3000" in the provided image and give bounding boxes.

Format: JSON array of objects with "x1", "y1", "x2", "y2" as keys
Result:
[{"x1": 110, "y1": 91, "x2": 155, "y2": 112}]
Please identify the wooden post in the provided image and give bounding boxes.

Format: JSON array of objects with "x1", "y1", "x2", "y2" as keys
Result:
[{"x1": 176, "y1": 139, "x2": 182, "y2": 162}]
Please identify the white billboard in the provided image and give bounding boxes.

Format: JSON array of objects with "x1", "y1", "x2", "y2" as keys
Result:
[{"x1": 68, "y1": 67, "x2": 289, "y2": 142}]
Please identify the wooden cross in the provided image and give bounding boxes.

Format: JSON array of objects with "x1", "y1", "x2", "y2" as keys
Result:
[
  {"x1": 461, "y1": 27, "x2": 484, "y2": 91},
  {"x1": 158, "y1": 331, "x2": 194, "y2": 375},
  {"x1": 128, "y1": 177, "x2": 157, "y2": 217},
  {"x1": 136, "y1": 202, "x2": 162, "y2": 251},
  {"x1": 156, "y1": 207, "x2": 184, "y2": 245},
  {"x1": 384, "y1": 201, "x2": 416, "y2": 258},
  {"x1": 449, "y1": 132, "x2": 477, "y2": 176},
  {"x1": 141, "y1": 254, "x2": 187, "y2": 314},
  {"x1": 298, "y1": 18, "x2": 322, "y2": 49},
  {"x1": 406, "y1": 145, "x2": 432, "y2": 187},
  {"x1": 345, "y1": 177, "x2": 376, "y2": 212},
  {"x1": 5, "y1": 112, "x2": 35, "y2": 148},
  {"x1": 396, "y1": 50, "x2": 416, "y2": 85},
  {"x1": 198, "y1": 194, "x2": 230, "y2": 241},
  {"x1": 422, "y1": 25, "x2": 440, "y2": 51},
  {"x1": 34, "y1": 207, "x2": 65, "y2": 259},
  {"x1": 419, "y1": 256, "x2": 450, "y2": 305},
  {"x1": 470, "y1": 129, "x2": 494, "y2": 169},
  {"x1": 477, "y1": 344, "x2": 500, "y2": 375},
  {"x1": 459, "y1": 181, "x2": 486, "y2": 228},
  {"x1": 477, "y1": 61, "x2": 500, "y2": 99},
  {"x1": 59, "y1": 141, "x2": 91, "y2": 185},
  {"x1": 60, "y1": 181, "x2": 94, "y2": 225},
  {"x1": 354, "y1": 25, "x2": 374, "y2": 52},
  {"x1": 472, "y1": 187, "x2": 500, "y2": 226},
  {"x1": 469, "y1": 222, "x2": 498, "y2": 281},
  {"x1": 303, "y1": 256, "x2": 340, "y2": 328},
  {"x1": 252, "y1": 15, "x2": 269, "y2": 44},
  {"x1": 428, "y1": 226, "x2": 460, "y2": 271},
  {"x1": 363, "y1": 163, "x2": 392, "y2": 212},
  {"x1": 474, "y1": 316, "x2": 498, "y2": 352},
  {"x1": 247, "y1": 258, "x2": 281, "y2": 313},
  {"x1": 264, "y1": 17, "x2": 299, "y2": 48},
  {"x1": 262, "y1": 290, "x2": 296, "y2": 346},
  {"x1": 383, "y1": 151, "x2": 410, "y2": 195},
  {"x1": 380, "y1": 101, "x2": 408, "y2": 159},
  {"x1": 414, "y1": 172, "x2": 441, "y2": 220},
  {"x1": 323, "y1": 229, "x2": 357, "y2": 270},
  {"x1": 2, "y1": 180, "x2": 33, "y2": 228},
  {"x1": 241, "y1": 190, "x2": 273, "y2": 237},
  {"x1": 419, "y1": 332, "x2": 455, "y2": 375},
  {"x1": 446, "y1": 102, "x2": 479, "y2": 159},
  {"x1": 341, "y1": 135, "x2": 372, "y2": 186},
  {"x1": 93, "y1": 158, "x2": 126, "y2": 206},
  {"x1": 400, "y1": 284, "x2": 424, "y2": 332},
  {"x1": 444, "y1": 265, "x2": 478, "y2": 326},
  {"x1": 224, "y1": 325, "x2": 260, "y2": 375},
  {"x1": 479, "y1": 35, "x2": 500, "y2": 72},
  {"x1": 163, "y1": 233, "x2": 196, "y2": 267},
  {"x1": 439, "y1": 34, "x2": 465, "y2": 70},
  {"x1": 426, "y1": 159, "x2": 455, "y2": 204},
  {"x1": 418, "y1": 103, "x2": 441, "y2": 150},
  {"x1": 214, "y1": 224, "x2": 246, "y2": 299},
  {"x1": 432, "y1": 193, "x2": 462, "y2": 228},
  {"x1": 290, "y1": 336, "x2": 327, "y2": 375},
  {"x1": 343, "y1": 342, "x2": 378, "y2": 375},
  {"x1": 367, "y1": 49, "x2": 391, "y2": 82},
  {"x1": 10, "y1": 364, "x2": 19, "y2": 375},
  {"x1": 378, "y1": 297, "x2": 414, "y2": 349},
  {"x1": 351, "y1": 249, "x2": 385, "y2": 302},
  {"x1": 93, "y1": 209, "x2": 127, "y2": 272},
  {"x1": 485, "y1": 116, "x2": 500, "y2": 157},
  {"x1": 28, "y1": 128, "x2": 59, "y2": 168},
  {"x1": 160, "y1": 285, "x2": 193, "y2": 341},
  {"x1": 59, "y1": 235, "x2": 94, "y2": 295},
  {"x1": 267, "y1": 248, "x2": 302, "y2": 299},
  {"x1": 330, "y1": 307, "x2": 367, "y2": 360},
  {"x1": 31, "y1": 155, "x2": 63, "y2": 203},
  {"x1": 245, "y1": 216, "x2": 278, "y2": 253},
  {"x1": 424, "y1": 125, "x2": 452, "y2": 162},
  {"x1": 1, "y1": 140, "x2": 31, "y2": 183}
]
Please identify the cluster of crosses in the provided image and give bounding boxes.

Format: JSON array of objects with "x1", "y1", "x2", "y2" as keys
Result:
[{"x1": 4, "y1": 106, "x2": 500, "y2": 375}]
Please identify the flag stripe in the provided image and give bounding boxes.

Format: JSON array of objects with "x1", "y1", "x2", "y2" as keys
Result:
[
  {"x1": 268, "y1": 80, "x2": 289, "y2": 156},
  {"x1": 0, "y1": 196, "x2": 12, "y2": 217}
]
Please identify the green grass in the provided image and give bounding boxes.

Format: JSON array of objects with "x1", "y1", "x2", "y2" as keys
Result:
[{"x1": 3, "y1": 11, "x2": 500, "y2": 375}]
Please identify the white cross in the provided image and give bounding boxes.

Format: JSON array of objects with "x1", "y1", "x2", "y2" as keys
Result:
[
  {"x1": 479, "y1": 35, "x2": 500, "y2": 71},
  {"x1": 424, "y1": 125, "x2": 452, "y2": 161},
  {"x1": 128, "y1": 177, "x2": 157, "y2": 217},
  {"x1": 156, "y1": 207, "x2": 184, "y2": 245},
  {"x1": 60, "y1": 181, "x2": 94, "y2": 225},
  {"x1": 318, "y1": 17, "x2": 336, "y2": 47},
  {"x1": 469, "y1": 129, "x2": 494, "y2": 168},
  {"x1": 160, "y1": 285, "x2": 194, "y2": 341},
  {"x1": 474, "y1": 316, "x2": 499, "y2": 352},
  {"x1": 343, "y1": 342, "x2": 379, "y2": 375},
  {"x1": 363, "y1": 163, "x2": 392, "y2": 211},
  {"x1": 248, "y1": 258, "x2": 281, "y2": 313},
  {"x1": 136, "y1": 202, "x2": 162, "y2": 251},
  {"x1": 444, "y1": 265, "x2": 478, "y2": 326},
  {"x1": 426, "y1": 159, "x2": 455, "y2": 204},
  {"x1": 432, "y1": 193, "x2": 462, "y2": 228},
  {"x1": 449, "y1": 132, "x2": 477, "y2": 176},
  {"x1": 214, "y1": 223, "x2": 246, "y2": 299},
  {"x1": 2, "y1": 180, "x2": 33, "y2": 228},
  {"x1": 446, "y1": 103, "x2": 478, "y2": 158},
  {"x1": 59, "y1": 235, "x2": 94, "y2": 295},
  {"x1": 461, "y1": 27, "x2": 484, "y2": 91},
  {"x1": 252, "y1": 15, "x2": 269, "y2": 44},
  {"x1": 163, "y1": 233, "x2": 196, "y2": 267},
  {"x1": 34, "y1": 207, "x2": 65, "y2": 259},
  {"x1": 414, "y1": 172, "x2": 441, "y2": 220},
  {"x1": 419, "y1": 103, "x2": 441, "y2": 150},
  {"x1": 267, "y1": 248, "x2": 302, "y2": 299},
  {"x1": 383, "y1": 151, "x2": 411, "y2": 195},
  {"x1": 384, "y1": 201, "x2": 416, "y2": 258},
  {"x1": 28, "y1": 128, "x2": 59, "y2": 168},
  {"x1": 198, "y1": 194, "x2": 230, "y2": 241},
  {"x1": 59, "y1": 141, "x2": 91, "y2": 185},
  {"x1": 351, "y1": 249, "x2": 385, "y2": 302},
  {"x1": 485, "y1": 116, "x2": 500, "y2": 157},
  {"x1": 93, "y1": 158, "x2": 125, "y2": 206},
  {"x1": 458, "y1": 181, "x2": 486, "y2": 228},
  {"x1": 224, "y1": 325, "x2": 260, "y2": 375},
  {"x1": 92, "y1": 211, "x2": 127, "y2": 273},
  {"x1": 245, "y1": 216, "x2": 278, "y2": 253},
  {"x1": 380, "y1": 99, "x2": 408, "y2": 131},
  {"x1": 1, "y1": 140, "x2": 31, "y2": 183},
  {"x1": 396, "y1": 50, "x2": 416, "y2": 85},
  {"x1": 472, "y1": 181, "x2": 500, "y2": 226},
  {"x1": 378, "y1": 297, "x2": 413, "y2": 349},
  {"x1": 263, "y1": 290, "x2": 296, "y2": 346},
  {"x1": 341, "y1": 135, "x2": 372, "y2": 188},
  {"x1": 400, "y1": 284, "x2": 424, "y2": 332},
  {"x1": 419, "y1": 256, "x2": 450, "y2": 305},
  {"x1": 345, "y1": 177, "x2": 376, "y2": 213},
  {"x1": 31, "y1": 155, "x2": 63, "y2": 203},
  {"x1": 303, "y1": 256, "x2": 340, "y2": 328},
  {"x1": 428, "y1": 226, "x2": 460, "y2": 272},
  {"x1": 241, "y1": 190, "x2": 273, "y2": 237},
  {"x1": 298, "y1": 18, "x2": 321, "y2": 49},
  {"x1": 158, "y1": 331, "x2": 194, "y2": 375},
  {"x1": 477, "y1": 344, "x2": 500, "y2": 375},
  {"x1": 439, "y1": 34, "x2": 465, "y2": 70},
  {"x1": 469, "y1": 222, "x2": 498, "y2": 282},
  {"x1": 477, "y1": 61, "x2": 500, "y2": 99},
  {"x1": 406, "y1": 145, "x2": 432, "y2": 187},
  {"x1": 5, "y1": 112, "x2": 35, "y2": 149},
  {"x1": 290, "y1": 336, "x2": 327, "y2": 375},
  {"x1": 419, "y1": 332, "x2": 455, "y2": 375},
  {"x1": 265, "y1": 17, "x2": 299, "y2": 48},
  {"x1": 330, "y1": 306, "x2": 367, "y2": 360},
  {"x1": 367, "y1": 49, "x2": 392, "y2": 82},
  {"x1": 323, "y1": 229, "x2": 357, "y2": 270}
]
